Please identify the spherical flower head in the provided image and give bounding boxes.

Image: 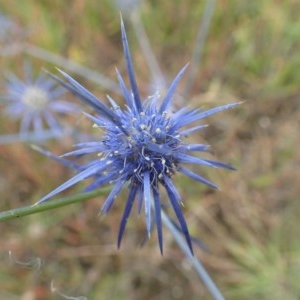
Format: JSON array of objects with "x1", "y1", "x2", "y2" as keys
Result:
[
  {"x1": 1, "y1": 63, "x2": 80, "y2": 136},
  {"x1": 38, "y1": 19, "x2": 240, "y2": 254}
]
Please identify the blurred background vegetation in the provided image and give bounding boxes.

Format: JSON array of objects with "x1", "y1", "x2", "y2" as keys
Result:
[{"x1": 0, "y1": 0, "x2": 299, "y2": 299}]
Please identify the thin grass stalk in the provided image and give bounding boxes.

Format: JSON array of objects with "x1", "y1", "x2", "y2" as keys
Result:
[
  {"x1": 161, "y1": 208, "x2": 225, "y2": 300},
  {"x1": 24, "y1": 43, "x2": 121, "y2": 95},
  {"x1": 184, "y1": 0, "x2": 216, "y2": 97}
]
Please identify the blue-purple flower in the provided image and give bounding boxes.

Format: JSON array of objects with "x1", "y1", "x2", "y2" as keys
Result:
[
  {"x1": 37, "y1": 20, "x2": 239, "y2": 254},
  {"x1": 1, "y1": 63, "x2": 80, "y2": 136}
]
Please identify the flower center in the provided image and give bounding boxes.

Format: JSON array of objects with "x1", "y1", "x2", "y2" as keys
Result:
[{"x1": 22, "y1": 86, "x2": 49, "y2": 111}]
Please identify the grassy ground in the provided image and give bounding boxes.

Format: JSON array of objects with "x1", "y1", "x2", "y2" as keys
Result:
[{"x1": 0, "y1": 1, "x2": 299, "y2": 299}]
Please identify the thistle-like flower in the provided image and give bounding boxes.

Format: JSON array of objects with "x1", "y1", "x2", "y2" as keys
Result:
[
  {"x1": 1, "y1": 63, "x2": 80, "y2": 136},
  {"x1": 37, "y1": 20, "x2": 239, "y2": 254}
]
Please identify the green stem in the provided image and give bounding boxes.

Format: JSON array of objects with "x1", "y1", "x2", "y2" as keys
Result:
[{"x1": 0, "y1": 188, "x2": 110, "y2": 223}]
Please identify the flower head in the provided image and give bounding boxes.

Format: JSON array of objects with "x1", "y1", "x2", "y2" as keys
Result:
[
  {"x1": 1, "y1": 63, "x2": 80, "y2": 135},
  {"x1": 38, "y1": 19, "x2": 239, "y2": 254}
]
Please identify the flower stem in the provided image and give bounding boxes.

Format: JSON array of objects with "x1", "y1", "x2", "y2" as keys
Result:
[
  {"x1": 183, "y1": 0, "x2": 216, "y2": 98},
  {"x1": 161, "y1": 209, "x2": 225, "y2": 300},
  {"x1": 0, "y1": 188, "x2": 110, "y2": 223},
  {"x1": 23, "y1": 43, "x2": 122, "y2": 95},
  {"x1": 129, "y1": 10, "x2": 166, "y2": 90},
  {"x1": 0, "y1": 129, "x2": 63, "y2": 144}
]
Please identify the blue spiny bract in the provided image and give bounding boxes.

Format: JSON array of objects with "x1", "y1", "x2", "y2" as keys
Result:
[{"x1": 37, "y1": 19, "x2": 239, "y2": 254}]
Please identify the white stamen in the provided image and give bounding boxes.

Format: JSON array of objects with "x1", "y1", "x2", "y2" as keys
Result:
[
  {"x1": 155, "y1": 128, "x2": 161, "y2": 134},
  {"x1": 22, "y1": 87, "x2": 49, "y2": 111}
]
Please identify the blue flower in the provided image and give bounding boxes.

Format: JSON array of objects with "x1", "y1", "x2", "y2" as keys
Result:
[
  {"x1": 37, "y1": 19, "x2": 239, "y2": 254},
  {"x1": 1, "y1": 63, "x2": 80, "y2": 136}
]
